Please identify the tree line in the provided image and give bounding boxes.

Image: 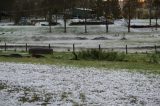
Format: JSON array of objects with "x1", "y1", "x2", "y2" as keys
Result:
[{"x1": 0, "y1": 0, "x2": 160, "y2": 32}]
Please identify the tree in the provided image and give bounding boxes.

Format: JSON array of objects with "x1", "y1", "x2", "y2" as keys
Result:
[
  {"x1": 63, "y1": 0, "x2": 78, "y2": 33},
  {"x1": 104, "y1": 0, "x2": 111, "y2": 33},
  {"x1": 81, "y1": 0, "x2": 89, "y2": 33},
  {"x1": 152, "y1": 0, "x2": 160, "y2": 30},
  {"x1": 64, "y1": 0, "x2": 67, "y2": 33},
  {"x1": 40, "y1": 0, "x2": 64, "y2": 32},
  {"x1": 110, "y1": 0, "x2": 121, "y2": 19},
  {"x1": 123, "y1": 0, "x2": 140, "y2": 19},
  {"x1": 123, "y1": 0, "x2": 140, "y2": 32},
  {"x1": 0, "y1": 0, "x2": 15, "y2": 22},
  {"x1": 11, "y1": 0, "x2": 44, "y2": 24},
  {"x1": 96, "y1": 0, "x2": 104, "y2": 19},
  {"x1": 40, "y1": 0, "x2": 78, "y2": 33},
  {"x1": 147, "y1": 0, "x2": 153, "y2": 25}
]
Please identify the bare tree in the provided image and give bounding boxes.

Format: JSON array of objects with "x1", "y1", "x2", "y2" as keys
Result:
[
  {"x1": 104, "y1": 0, "x2": 112, "y2": 33},
  {"x1": 63, "y1": 0, "x2": 67, "y2": 33},
  {"x1": 48, "y1": 9, "x2": 52, "y2": 33},
  {"x1": 149, "y1": 0, "x2": 152, "y2": 26},
  {"x1": 63, "y1": 0, "x2": 77, "y2": 33},
  {"x1": 82, "y1": 0, "x2": 88, "y2": 33},
  {"x1": 153, "y1": 0, "x2": 160, "y2": 30},
  {"x1": 128, "y1": 0, "x2": 131, "y2": 33},
  {"x1": 123, "y1": 0, "x2": 138, "y2": 32}
]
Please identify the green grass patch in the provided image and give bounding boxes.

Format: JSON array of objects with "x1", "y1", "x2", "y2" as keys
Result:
[
  {"x1": 0, "y1": 50, "x2": 160, "y2": 74},
  {"x1": 77, "y1": 49, "x2": 126, "y2": 61},
  {"x1": 0, "y1": 82, "x2": 7, "y2": 90}
]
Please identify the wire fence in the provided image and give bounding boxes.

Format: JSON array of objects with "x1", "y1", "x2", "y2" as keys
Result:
[{"x1": 0, "y1": 43, "x2": 160, "y2": 54}]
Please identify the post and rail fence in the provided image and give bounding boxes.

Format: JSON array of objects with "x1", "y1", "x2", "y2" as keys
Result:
[{"x1": 0, "y1": 43, "x2": 159, "y2": 54}]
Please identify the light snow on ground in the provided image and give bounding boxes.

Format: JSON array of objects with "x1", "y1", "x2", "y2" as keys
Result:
[
  {"x1": 0, "y1": 62, "x2": 160, "y2": 106},
  {"x1": 0, "y1": 19, "x2": 160, "y2": 52}
]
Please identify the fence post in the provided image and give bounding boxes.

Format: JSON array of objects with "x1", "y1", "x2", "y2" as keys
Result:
[
  {"x1": 72, "y1": 43, "x2": 78, "y2": 60},
  {"x1": 49, "y1": 44, "x2": 51, "y2": 49},
  {"x1": 126, "y1": 45, "x2": 128, "y2": 54},
  {"x1": 99, "y1": 44, "x2": 101, "y2": 51},
  {"x1": 14, "y1": 44, "x2": 16, "y2": 52},
  {"x1": 4, "y1": 43, "x2": 6, "y2": 51},
  {"x1": 155, "y1": 45, "x2": 157, "y2": 54},
  {"x1": 25, "y1": 43, "x2": 28, "y2": 52},
  {"x1": 73, "y1": 44, "x2": 75, "y2": 53},
  {"x1": 98, "y1": 44, "x2": 101, "y2": 60}
]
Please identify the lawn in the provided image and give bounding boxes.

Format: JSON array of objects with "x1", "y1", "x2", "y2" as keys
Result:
[
  {"x1": 0, "y1": 50, "x2": 160, "y2": 106},
  {"x1": 0, "y1": 51, "x2": 160, "y2": 74}
]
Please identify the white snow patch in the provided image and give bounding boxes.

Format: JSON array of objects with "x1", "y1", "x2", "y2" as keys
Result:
[{"x1": 0, "y1": 62, "x2": 160, "y2": 106}]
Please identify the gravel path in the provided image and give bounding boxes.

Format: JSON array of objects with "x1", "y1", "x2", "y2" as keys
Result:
[{"x1": 0, "y1": 62, "x2": 160, "y2": 106}]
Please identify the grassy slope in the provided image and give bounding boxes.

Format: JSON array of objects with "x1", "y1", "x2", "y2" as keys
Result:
[{"x1": 0, "y1": 51, "x2": 160, "y2": 74}]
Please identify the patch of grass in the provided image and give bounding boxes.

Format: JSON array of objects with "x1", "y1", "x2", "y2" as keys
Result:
[
  {"x1": 77, "y1": 49, "x2": 126, "y2": 61},
  {"x1": 0, "y1": 82, "x2": 7, "y2": 90},
  {"x1": 43, "y1": 93, "x2": 52, "y2": 103},
  {"x1": 79, "y1": 93, "x2": 86, "y2": 102},
  {"x1": 61, "y1": 92, "x2": 69, "y2": 100},
  {"x1": 72, "y1": 102, "x2": 81, "y2": 106},
  {"x1": 0, "y1": 51, "x2": 160, "y2": 74},
  {"x1": 29, "y1": 93, "x2": 40, "y2": 103},
  {"x1": 19, "y1": 96, "x2": 30, "y2": 103},
  {"x1": 18, "y1": 87, "x2": 41, "y2": 103},
  {"x1": 148, "y1": 53, "x2": 160, "y2": 64},
  {"x1": 128, "y1": 95, "x2": 138, "y2": 104},
  {"x1": 41, "y1": 93, "x2": 53, "y2": 106},
  {"x1": 19, "y1": 93, "x2": 41, "y2": 103}
]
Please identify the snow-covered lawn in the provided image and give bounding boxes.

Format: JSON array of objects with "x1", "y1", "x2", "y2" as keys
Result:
[
  {"x1": 0, "y1": 62, "x2": 160, "y2": 106},
  {"x1": 0, "y1": 19, "x2": 160, "y2": 52}
]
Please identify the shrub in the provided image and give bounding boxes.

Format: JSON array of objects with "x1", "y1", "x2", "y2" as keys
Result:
[
  {"x1": 78, "y1": 49, "x2": 100, "y2": 60},
  {"x1": 77, "y1": 49, "x2": 126, "y2": 61},
  {"x1": 0, "y1": 82, "x2": 7, "y2": 90},
  {"x1": 148, "y1": 53, "x2": 160, "y2": 64}
]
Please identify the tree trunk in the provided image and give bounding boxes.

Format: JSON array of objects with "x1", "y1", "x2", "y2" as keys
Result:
[
  {"x1": 84, "y1": 0, "x2": 87, "y2": 33},
  {"x1": 149, "y1": 0, "x2": 152, "y2": 26},
  {"x1": 56, "y1": 13, "x2": 57, "y2": 23},
  {"x1": 49, "y1": 10, "x2": 52, "y2": 33},
  {"x1": 64, "y1": 18, "x2": 67, "y2": 33},
  {"x1": 10, "y1": 16, "x2": 12, "y2": 22},
  {"x1": 106, "y1": 18, "x2": 108, "y2": 33},
  {"x1": 155, "y1": 8, "x2": 158, "y2": 30},
  {"x1": 64, "y1": 0, "x2": 67, "y2": 33},
  {"x1": 0, "y1": 15, "x2": 1, "y2": 22},
  {"x1": 85, "y1": 15, "x2": 87, "y2": 33},
  {"x1": 49, "y1": 25, "x2": 51, "y2": 33},
  {"x1": 128, "y1": 0, "x2": 131, "y2": 33}
]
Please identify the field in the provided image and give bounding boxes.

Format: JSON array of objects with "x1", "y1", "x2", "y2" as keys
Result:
[
  {"x1": 0, "y1": 19, "x2": 160, "y2": 52},
  {"x1": 0, "y1": 62, "x2": 160, "y2": 106},
  {"x1": 0, "y1": 19, "x2": 160, "y2": 106}
]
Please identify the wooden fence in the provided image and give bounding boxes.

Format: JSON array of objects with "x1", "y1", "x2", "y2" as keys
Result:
[{"x1": 0, "y1": 43, "x2": 159, "y2": 54}]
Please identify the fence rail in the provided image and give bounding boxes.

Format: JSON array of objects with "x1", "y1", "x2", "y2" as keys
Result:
[{"x1": 0, "y1": 43, "x2": 159, "y2": 54}]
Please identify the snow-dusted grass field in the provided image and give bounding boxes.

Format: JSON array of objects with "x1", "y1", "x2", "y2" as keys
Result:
[
  {"x1": 0, "y1": 62, "x2": 160, "y2": 106},
  {"x1": 0, "y1": 19, "x2": 160, "y2": 52},
  {"x1": 0, "y1": 19, "x2": 160, "y2": 105}
]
